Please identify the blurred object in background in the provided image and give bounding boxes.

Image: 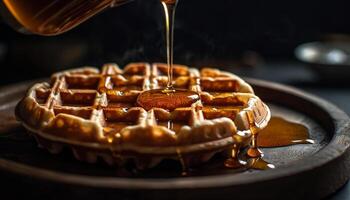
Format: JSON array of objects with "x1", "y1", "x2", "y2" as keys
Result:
[{"x1": 295, "y1": 34, "x2": 350, "y2": 83}]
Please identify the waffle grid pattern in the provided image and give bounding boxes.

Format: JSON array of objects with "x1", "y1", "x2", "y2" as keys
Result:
[{"x1": 16, "y1": 63, "x2": 270, "y2": 165}]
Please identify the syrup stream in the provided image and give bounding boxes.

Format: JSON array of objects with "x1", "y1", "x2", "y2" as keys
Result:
[
  {"x1": 160, "y1": 0, "x2": 188, "y2": 174},
  {"x1": 161, "y1": 0, "x2": 178, "y2": 92}
]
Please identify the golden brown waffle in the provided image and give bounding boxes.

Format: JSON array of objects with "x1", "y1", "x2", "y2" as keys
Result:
[{"x1": 15, "y1": 63, "x2": 270, "y2": 168}]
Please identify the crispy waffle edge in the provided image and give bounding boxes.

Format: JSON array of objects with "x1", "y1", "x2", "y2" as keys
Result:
[{"x1": 15, "y1": 63, "x2": 271, "y2": 168}]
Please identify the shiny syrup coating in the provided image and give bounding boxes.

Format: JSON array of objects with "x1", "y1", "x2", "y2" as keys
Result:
[{"x1": 136, "y1": 89, "x2": 200, "y2": 111}]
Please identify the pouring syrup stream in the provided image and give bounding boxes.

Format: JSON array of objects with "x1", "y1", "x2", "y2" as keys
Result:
[
  {"x1": 137, "y1": 0, "x2": 199, "y2": 112},
  {"x1": 161, "y1": 0, "x2": 178, "y2": 92}
]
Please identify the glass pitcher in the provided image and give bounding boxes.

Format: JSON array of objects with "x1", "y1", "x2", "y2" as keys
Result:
[{"x1": 0, "y1": 0, "x2": 133, "y2": 36}]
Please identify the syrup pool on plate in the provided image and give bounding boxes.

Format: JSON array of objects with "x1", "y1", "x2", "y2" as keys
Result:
[{"x1": 225, "y1": 117, "x2": 314, "y2": 170}]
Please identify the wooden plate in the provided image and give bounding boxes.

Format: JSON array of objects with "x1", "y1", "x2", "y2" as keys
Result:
[{"x1": 0, "y1": 78, "x2": 349, "y2": 199}]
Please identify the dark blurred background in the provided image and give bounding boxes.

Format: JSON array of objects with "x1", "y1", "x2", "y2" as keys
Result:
[
  {"x1": 0, "y1": 0, "x2": 350, "y2": 112},
  {"x1": 0, "y1": 0, "x2": 349, "y2": 82}
]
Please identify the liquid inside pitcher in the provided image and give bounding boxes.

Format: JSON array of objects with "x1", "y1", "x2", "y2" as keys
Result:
[{"x1": 0, "y1": 0, "x2": 132, "y2": 36}]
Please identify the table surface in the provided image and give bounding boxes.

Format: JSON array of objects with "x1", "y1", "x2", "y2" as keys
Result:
[{"x1": 234, "y1": 61, "x2": 350, "y2": 199}]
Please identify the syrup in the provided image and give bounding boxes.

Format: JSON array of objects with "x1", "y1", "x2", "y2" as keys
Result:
[
  {"x1": 247, "y1": 157, "x2": 275, "y2": 170},
  {"x1": 136, "y1": 89, "x2": 199, "y2": 111},
  {"x1": 225, "y1": 116, "x2": 313, "y2": 170},
  {"x1": 137, "y1": 0, "x2": 201, "y2": 113},
  {"x1": 245, "y1": 107, "x2": 264, "y2": 158},
  {"x1": 224, "y1": 144, "x2": 246, "y2": 169},
  {"x1": 138, "y1": 0, "x2": 197, "y2": 170},
  {"x1": 258, "y1": 117, "x2": 315, "y2": 147},
  {"x1": 160, "y1": 0, "x2": 178, "y2": 90},
  {"x1": 176, "y1": 148, "x2": 188, "y2": 176},
  {"x1": 247, "y1": 135, "x2": 263, "y2": 158}
]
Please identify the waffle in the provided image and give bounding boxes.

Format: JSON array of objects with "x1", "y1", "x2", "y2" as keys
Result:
[{"x1": 15, "y1": 63, "x2": 271, "y2": 169}]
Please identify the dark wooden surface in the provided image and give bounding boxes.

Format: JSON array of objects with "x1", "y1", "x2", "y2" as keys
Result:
[{"x1": 0, "y1": 78, "x2": 349, "y2": 199}]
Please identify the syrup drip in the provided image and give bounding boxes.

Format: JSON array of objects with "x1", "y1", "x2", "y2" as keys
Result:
[
  {"x1": 224, "y1": 144, "x2": 246, "y2": 169},
  {"x1": 176, "y1": 148, "x2": 188, "y2": 176},
  {"x1": 106, "y1": 130, "x2": 124, "y2": 164},
  {"x1": 247, "y1": 134, "x2": 263, "y2": 158},
  {"x1": 246, "y1": 110, "x2": 263, "y2": 158},
  {"x1": 225, "y1": 116, "x2": 313, "y2": 170},
  {"x1": 247, "y1": 157, "x2": 275, "y2": 170}
]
